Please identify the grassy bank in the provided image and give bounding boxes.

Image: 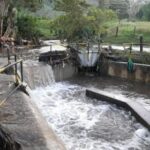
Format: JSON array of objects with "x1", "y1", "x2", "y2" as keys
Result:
[
  {"x1": 36, "y1": 18, "x2": 150, "y2": 44},
  {"x1": 103, "y1": 21, "x2": 150, "y2": 44}
]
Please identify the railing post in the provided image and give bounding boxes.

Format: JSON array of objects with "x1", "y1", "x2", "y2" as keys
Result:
[
  {"x1": 7, "y1": 47, "x2": 10, "y2": 64},
  {"x1": 14, "y1": 55, "x2": 18, "y2": 84},
  {"x1": 20, "y1": 61, "x2": 23, "y2": 82},
  {"x1": 140, "y1": 35, "x2": 143, "y2": 53},
  {"x1": 129, "y1": 43, "x2": 132, "y2": 54}
]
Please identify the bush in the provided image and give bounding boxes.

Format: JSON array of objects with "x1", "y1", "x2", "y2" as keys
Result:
[{"x1": 17, "y1": 15, "x2": 41, "y2": 40}]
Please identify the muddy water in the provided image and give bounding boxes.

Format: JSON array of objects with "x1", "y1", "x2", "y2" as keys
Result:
[{"x1": 30, "y1": 76, "x2": 150, "y2": 150}]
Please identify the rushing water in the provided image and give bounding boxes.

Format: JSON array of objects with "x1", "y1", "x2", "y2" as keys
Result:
[
  {"x1": 23, "y1": 60, "x2": 150, "y2": 150},
  {"x1": 23, "y1": 60, "x2": 55, "y2": 89},
  {"x1": 30, "y1": 81, "x2": 150, "y2": 150}
]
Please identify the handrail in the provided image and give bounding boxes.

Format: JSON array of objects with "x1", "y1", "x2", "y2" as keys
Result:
[
  {"x1": 0, "y1": 54, "x2": 24, "y2": 85},
  {"x1": 0, "y1": 59, "x2": 23, "y2": 73},
  {"x1": 0, "y1": 54, "x2": 24, "y2": 107}
]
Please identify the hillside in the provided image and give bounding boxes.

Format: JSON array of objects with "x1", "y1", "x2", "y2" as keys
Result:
[{"x1": 33, "y1": 0, "x2": 150, "y2": 18}]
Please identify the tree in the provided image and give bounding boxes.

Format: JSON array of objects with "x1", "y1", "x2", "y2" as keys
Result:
[
  {"x1": 53, "y1": 0, "x2": 117, "y2": 42},
  {"x1": 0, "y1": 0, "x2": 43, "y2": 39},
  {"x1": 53, "y1": 0, "x2": 89, "y2": 41},
  {"x1": 136, "y1": 2, "x2": 150, "y2": 21}
]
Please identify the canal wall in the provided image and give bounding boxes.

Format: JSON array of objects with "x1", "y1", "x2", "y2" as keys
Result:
[
  {"x1": 53, "y1": 62, "x2": 77, "y2": 81},
  {"x1": 0, "y1": 74, "x2": 66, "y2": 150},
  {"x1": 102, "y1": 61, "x2": 150, "y2": 83},
  {"x1": 86, "y1": 88, "x2": 150, "y2": 130}
]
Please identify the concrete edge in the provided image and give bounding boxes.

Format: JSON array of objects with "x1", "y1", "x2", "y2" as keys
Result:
[
  {"x1": 86, "y1": 88, "x2": 150, "y2": 131},
  {"x1": 22, "y1": 92, "x2": 66, "y2": 150}
]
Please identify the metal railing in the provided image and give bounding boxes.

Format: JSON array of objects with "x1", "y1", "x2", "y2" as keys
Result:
[{"x1": 0, "y1": 47, "x2": 25, "y2": 107}]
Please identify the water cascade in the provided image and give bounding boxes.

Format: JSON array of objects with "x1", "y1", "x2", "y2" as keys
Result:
[
  {"x1": 78, "y1": 51, "x2": 100, "y2": 67},
  {"x1": 23, "y1": 60, "x2": 55, "y2": 89}
]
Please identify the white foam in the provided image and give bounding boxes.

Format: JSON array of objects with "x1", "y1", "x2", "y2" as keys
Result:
[{"x1": 31, "y1": 82, "x2": 150, "y2": 150}]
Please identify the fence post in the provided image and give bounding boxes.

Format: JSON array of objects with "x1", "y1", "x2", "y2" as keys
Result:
[
  {"x1": 20, "y1": 61, "x2": 23, "y2": 82},
  {"x1": 14, "y1": 55, "x2": 18, "y2": 84},
  {"x1": 115, "y1": 26, "x2": 119, "y2": 37},
  {"x1": 129, "y1": 43, "x2": 132, "y2": 54},
  {"x1": 7, "y1": 47, "x2": 10, "y2": 64},
  {"x1": 140, "y1": 35, "x2": 143, "y2": 52},
  {"x1": 98, "y1": 39, "x2": 100, "y2": 52}
]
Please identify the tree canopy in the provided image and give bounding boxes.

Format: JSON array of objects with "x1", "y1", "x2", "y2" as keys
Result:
[
  {"x1": 0, "y1": 0, "x2": 43, "y2": 38},
  {"x1": 136, "y1": 2, "x2": 150, "y2": 21},
  {"x1": 52, "y1": 0, "x2": 117, "y2": 42}
]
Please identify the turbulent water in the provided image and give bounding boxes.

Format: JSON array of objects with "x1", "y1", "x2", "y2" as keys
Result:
[
  {"x1": 23, "y1": 60, "x2": 150, "y2": 150},
  {"x1": 30, "y1": 81, "x2": 150, "y2": 150},
  {"x1": 23, "y1": 60, "x2": 55, "y2": 89}
]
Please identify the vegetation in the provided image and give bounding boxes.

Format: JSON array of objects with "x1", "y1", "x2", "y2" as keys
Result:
[
  {"x1": 136, "y1": 2, "x2": 150, "y2": 21},
  {"x1": 17, "y1": 15, "x2": 41, "y2": 40},
  {"x1": 102, "y1": 21, "x2": 150, "y2": 44},
  {"x1": 49, "y1": 0, "x2": 117, "y2": 42},
  {"x1": 111, "y1": 50, "x2": 150, "y2": 64},
  {"x1": 0, "y1": 0, "x2": 43, "y2": 38}
]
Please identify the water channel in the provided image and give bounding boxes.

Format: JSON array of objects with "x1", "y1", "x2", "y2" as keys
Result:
[{"x1": 23, "y1": 60, "x2": 150, "y2": 150}]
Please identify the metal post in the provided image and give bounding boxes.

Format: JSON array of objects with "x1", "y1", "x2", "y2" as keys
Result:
[
  {"x1": 140, "y1": 35, "x2": 143, "y2": 53},
  {"x1": 98, "y1": 39, "x2": 100, "y2": 52},
  {"x1": 7, "y1": 47, "x2": 10, "y2": 64},
  {"x1": 14, "y1": 55, "x2": 18, "y2": 84},
  {"x1": 130, "y1": 44, "x2": 132, "y2": 54},
  {"x1": 20, "y1": 61, "x2": 23, "y2": 82}
]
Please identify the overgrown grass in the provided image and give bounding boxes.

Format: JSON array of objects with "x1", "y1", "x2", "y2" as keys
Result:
[{"x1": 103, "y1": 21, "x2": 150, "y2": 44}]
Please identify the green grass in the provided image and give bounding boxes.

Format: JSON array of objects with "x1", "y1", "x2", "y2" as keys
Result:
[
  {"x1": 103, "y1": 21, "x2": 150, "y2": 44},
  {"x1": 36, "y1": 18, "x2": 150, "y2": 44}
]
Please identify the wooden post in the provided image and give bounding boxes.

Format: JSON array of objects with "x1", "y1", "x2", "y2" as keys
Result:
[
  {"x1": 7, "y1": 47, "x2": 10, "y2": 64},
  {"x1": 98, "y1": 39, "x2": 100, "y2": 52},
  {"x1": 129, "y1": 44, "x2": 132, "y2": 54},
  {"x1": 115, "y1": 26, "x2": 119, "y2": 37},
  {"x1": 20, "y1": 61, "x2": 23, "y2": 82},
  {"x1": 87, "y1": 40, "x2": 90, "y2": 53},
  {"x1": 140, "y1": 35, "x2": 143, "y2": 53},
  {"x1": 14, "y1": 55, "x2": 18, "y2": 84}
]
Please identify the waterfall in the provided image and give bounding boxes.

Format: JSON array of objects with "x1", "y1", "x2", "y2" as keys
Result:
[
  {"x1": 23, "y1": 60, "x2": 55, "y2": 89},
  {"x1": 78, "y1": 52, "x2": 100, "y2": 67}
]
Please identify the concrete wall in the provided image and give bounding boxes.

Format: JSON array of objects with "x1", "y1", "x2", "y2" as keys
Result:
[
  {"x1": 104, "y1": 61, "x2": 150, "y2": 83},
  {"x1": 53, "y1": 62, "x2": 77, "y2": 81},
  {"x1": 86, "y1": 88, "x2": 150, "y2": 130}
]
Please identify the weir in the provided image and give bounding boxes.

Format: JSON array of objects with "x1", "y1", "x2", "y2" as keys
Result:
[{"x1": 23, "y1": 60, "x2": 55, "y2": 89}]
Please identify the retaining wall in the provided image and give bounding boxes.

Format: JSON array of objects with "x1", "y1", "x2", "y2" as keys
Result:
[
  {"x1": 86, "y1": 88, "x2": 150, "y2": 130},
  {"x1": 53, "y1": 63, "x2": 77, "y2": 81},
  {"x1": 103, "y1": 61, "x2": 150, "y2": 83}
]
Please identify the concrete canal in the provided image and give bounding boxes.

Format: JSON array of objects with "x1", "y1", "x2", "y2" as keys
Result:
[{"x1": 22, "y1": 60, "x2": 150, "y2": 150}]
